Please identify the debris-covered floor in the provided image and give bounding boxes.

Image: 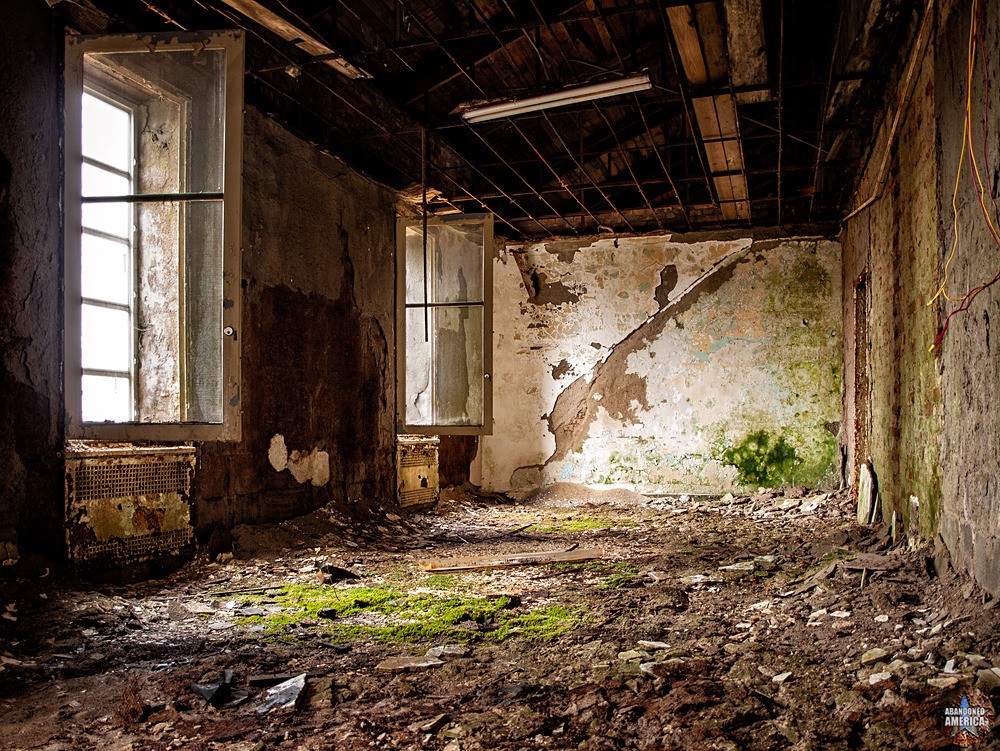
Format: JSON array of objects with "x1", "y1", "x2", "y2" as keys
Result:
[{"x1": 2, "y1": 485, "x2": 999, "y2": 750}]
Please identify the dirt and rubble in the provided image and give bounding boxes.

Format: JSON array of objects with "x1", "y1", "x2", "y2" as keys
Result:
[{"x1": 1, "y1": 485, "x2": 999, "y2": 750}]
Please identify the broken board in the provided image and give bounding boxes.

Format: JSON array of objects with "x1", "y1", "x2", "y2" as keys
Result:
[{"x1": 418, "y1": 548, "x2": 603, "y2": 572}]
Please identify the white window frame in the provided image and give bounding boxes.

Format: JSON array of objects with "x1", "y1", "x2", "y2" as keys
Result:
[
  {"x1": 396, "y1": 213, "x2": 494, "y2": 436},
  {"x1": 64, "y1": 30, "x2": 244, "y2": 442}
]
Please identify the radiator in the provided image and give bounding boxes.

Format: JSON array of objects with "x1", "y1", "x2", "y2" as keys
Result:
[
  {"x1": 64, "y1": 444, "x2": 196, "y2": 569},
  {"x1": 397, "y1": 435, "x2": 439, "y2": 509}
]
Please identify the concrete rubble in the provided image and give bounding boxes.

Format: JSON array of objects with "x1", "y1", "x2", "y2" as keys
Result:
[{"x1": 1, "y1": 485, "x2": 998, "y2": 749}]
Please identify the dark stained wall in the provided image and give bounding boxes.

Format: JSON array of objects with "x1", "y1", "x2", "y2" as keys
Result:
[
  {"x1": 193, "y1": 110, "x2": 397, "y2": 531},
  {"x1": 0, "y1": 0, "x2": 398, "y2": 560},
  {"x1": 935, "y1": 0, "x2": 1000, "y2": 595},
  {"x1": 0, "y1": 0, "x2": 65, "y2": 560}
]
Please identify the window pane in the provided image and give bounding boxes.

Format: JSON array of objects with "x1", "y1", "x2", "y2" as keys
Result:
[
  {"x1": 82, "y1": 374, "x2": 131, "y2": 423},
  {"x1": 406, "y1": 222, "x2": 484, "y2": 305},
  {"x1": 82, "y1": 163, "x2": 129, "y2": 198},
  {"x1": 179, "y1": 200, "x2": 224, "y2": 423},
  {"x1": 82, "y1": 304, "x2": 131, "y2": 372},
  {"x1": 82, "y1": 93, "x2": 131, "y2": 171},
  {"x1": 82, "y1": 233, "x2": 130, "y2": 305},
  {"x1": 83, "y1": 200, "x2": 131, "y2": 239},
  {"x1": 85, "y1": 49, "x2": 226, "y2": 194},
  {"x1": 405, "y1": 305, "x2": 483, "y2": 427}
]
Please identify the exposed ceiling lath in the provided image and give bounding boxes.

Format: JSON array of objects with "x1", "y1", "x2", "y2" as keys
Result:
[{"x1": 59, "y1": 0, "x2": 924, "y2": 239}]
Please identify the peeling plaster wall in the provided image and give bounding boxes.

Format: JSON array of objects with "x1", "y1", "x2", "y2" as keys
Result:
[
  {"x1": 0, "y1": 0, "x2": 65, "y2": 559},
  {"x1": 194, "y1": 109, "x2": 396, "y2": 532},
  {"x1": 482, "y1": 234, "x2": 843, "y2": 494}
]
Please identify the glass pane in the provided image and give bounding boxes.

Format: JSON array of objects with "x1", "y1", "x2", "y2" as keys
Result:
[
  {"x1": 405, "y1": 307, "x2": 433, "y2": 426},
  {"x1": 81, "y1": 304, "x2": 131, "y2": 372},
  {"x1": 83, "y1": 200, "x2": 131, "y2": 239},
  {"x1": 85, "y1": 49, "x2": 226, "y2": 194},
  {"x1": 405, "y1": 305, "x2": 483, "y2": 427},
  {"x1": 82, "y1": 374, "x2": 132, "y2": 423},
  {"x1": 82, "y1": 233, "x2": 130, "y2": 305},
  {"x1": 82, "y1": 93, "x2": 131, "y2": 171},
  {"x1": 406, "y1": 221, "x2": 484, "y2": 305},
  {"x1": 178, "y1": 200, "x2": 224, "y2": 423},
  {"x1": 82, "y1": 163, "x2": 130, "y2": 198}
]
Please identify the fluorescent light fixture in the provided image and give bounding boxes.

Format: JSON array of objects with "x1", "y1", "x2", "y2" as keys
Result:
[{"x1": 461, "y1": 74, "x2": 652, "y2": 123}]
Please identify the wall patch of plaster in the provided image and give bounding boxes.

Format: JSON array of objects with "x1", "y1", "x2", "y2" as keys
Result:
[
  {"x1": 268, "y1": 434, "x2": 289, "y2": 471},
  {"x1": 268, "y1": 433, "x2": 330, "y2": 487}
]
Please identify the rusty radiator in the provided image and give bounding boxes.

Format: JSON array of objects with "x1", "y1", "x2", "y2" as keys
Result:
[
  {"x1": 397, "y1": 435, "x2": 439, "y2": 509},
  {"x1": 64, "y1": 444, "x2": 196, "y2": 569}
]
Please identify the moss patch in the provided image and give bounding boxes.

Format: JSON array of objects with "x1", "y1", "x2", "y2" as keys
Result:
[
  {"x1": 527, "y1": 517, "x2": 620, "y2": 533},
  {"x1": 242, "y1": 584, "x2": 585, "y2": 645},
  {"x1": 599, "y1": 563, "x2": 643, "y2": 589},
  {"x1": 718, "y1": 430, "x2": 799, "y2": 487}
]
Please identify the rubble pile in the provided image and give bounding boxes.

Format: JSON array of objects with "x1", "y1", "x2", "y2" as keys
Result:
[{"x1": 1, "y1": 486, "x2": 997, "y2": 750}]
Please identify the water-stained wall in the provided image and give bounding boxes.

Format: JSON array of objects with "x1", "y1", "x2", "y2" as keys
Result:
[
  {"x1": 194, "y1": 109, "x2": 397, "y2": 532},
  {"x1": 935, "y1": 0, "x2": 1000, "y2": 595},
  {"x1": 481, "y1": 233, "x2": 843, "y2": 494}
]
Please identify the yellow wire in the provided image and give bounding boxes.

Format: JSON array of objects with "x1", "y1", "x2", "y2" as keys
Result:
[{"x1": 928, "y1": 0, "x2": 978, "y2": 305}]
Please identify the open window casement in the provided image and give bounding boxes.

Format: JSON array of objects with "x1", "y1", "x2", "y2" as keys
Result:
[
  {"x1": 396, "y1": 214, "x2": 494, "y2": 435},
  {"x1": 64, "y1": 30, "x2": 244, "y2": 441}
]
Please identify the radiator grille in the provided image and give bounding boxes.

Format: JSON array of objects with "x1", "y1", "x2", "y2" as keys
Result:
[
  {"x1": 75, "y1": 528, "x2": 193, "y2": 564},
  {"x1": 71, "y1": 461, "x2": 191, "y2": 502},
  {"x1": 397, "y1": 436, "x2": 439, "y2": 509},
  {"x1": 65, "y1": 447, "x2": 196, "y2": 570}
]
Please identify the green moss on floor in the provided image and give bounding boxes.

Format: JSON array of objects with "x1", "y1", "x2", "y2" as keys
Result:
[
  {"x1": 528, "y1": 518, "x2": 606, "y2": 533},
  {"x1": 599, "y1": 562, "x2": 642, "y2": 589},
  {"x1": 241, "y1": 583, "x2": 586, "y2": 645}
]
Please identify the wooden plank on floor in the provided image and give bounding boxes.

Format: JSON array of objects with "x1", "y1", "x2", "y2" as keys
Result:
[{"x1": 417, "y1": 548, "x2": 604, "y2": 572}]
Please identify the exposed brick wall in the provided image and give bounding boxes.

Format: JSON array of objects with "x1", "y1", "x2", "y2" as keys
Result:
[{"x1": 842, "y1": 0, "x2": 1000, "y2": 595}]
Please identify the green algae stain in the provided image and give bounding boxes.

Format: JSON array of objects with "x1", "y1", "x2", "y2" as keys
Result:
[{"x1": 719, "y1": 430, "x2": 799, "y2": 487}]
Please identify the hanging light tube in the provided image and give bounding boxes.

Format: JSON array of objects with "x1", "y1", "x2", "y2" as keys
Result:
[{"x1": 460, "y1": 73, "x2": 652, "y2": 123}]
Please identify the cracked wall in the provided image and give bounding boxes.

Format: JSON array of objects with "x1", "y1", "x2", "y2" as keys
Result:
[{"x1": 482, "y1": 233, "x2": 843, "y2": 494}]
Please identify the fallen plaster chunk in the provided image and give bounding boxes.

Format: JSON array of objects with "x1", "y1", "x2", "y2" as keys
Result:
[
  {"x1": 861, "y1": 647, "x2": 891, "y2": 666},
  {"x1": 637, "y1": 640, "x2": 671, "y2": 651},
  {"x1": 377, "y1": 656, "x2": 444, "y2": 672},
  {"x1": 255, "y1": 673, "x2": 307, "y2": 713},
  {"x1": 927, "y1": 675, "x2": 960, "y2": 689}
]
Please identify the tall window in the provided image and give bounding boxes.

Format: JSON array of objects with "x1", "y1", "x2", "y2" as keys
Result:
[
  {"x1": 396, "y1": 214, "x2": 494, "y2": 435},
  {"x1": 81, "y1": 92, "x2": 135, "y2": 422},
  {"x1": 64, "y1": 31, "x2": 244, "y2": 441}
]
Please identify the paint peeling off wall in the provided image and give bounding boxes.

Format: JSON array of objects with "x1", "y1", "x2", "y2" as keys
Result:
[
  {"x1": 268, "y1": 434, "x2": 330, "y2": 487},
  {"x1": 481, "y1": 234, "x2": 843, "y2": 495}
]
